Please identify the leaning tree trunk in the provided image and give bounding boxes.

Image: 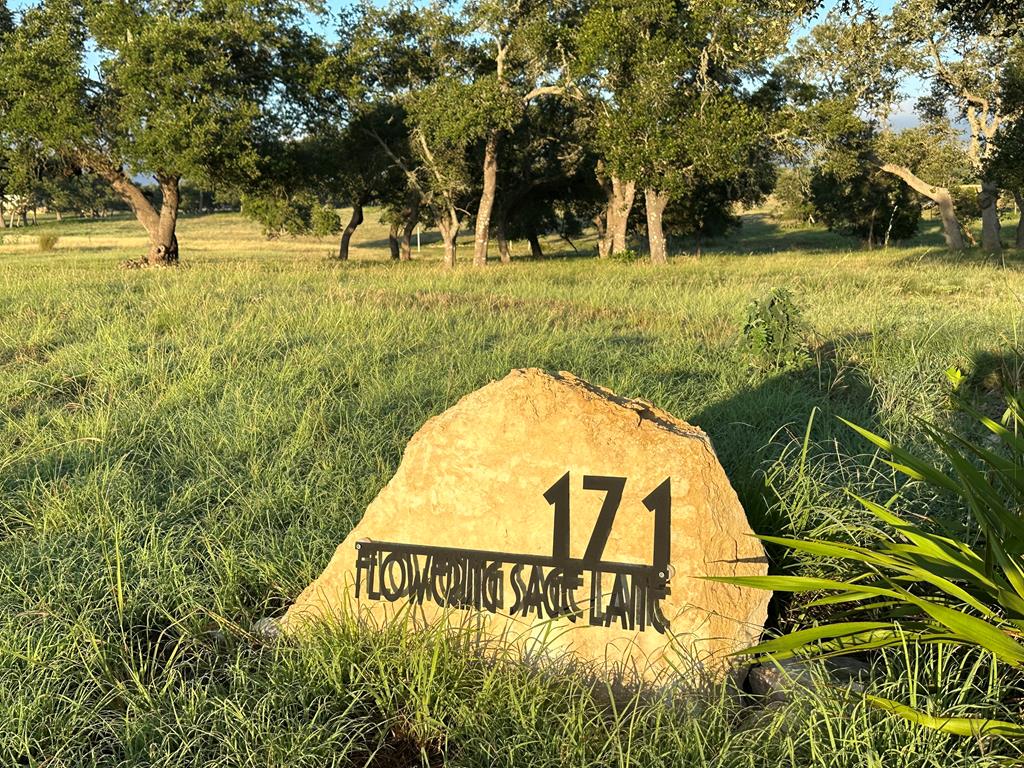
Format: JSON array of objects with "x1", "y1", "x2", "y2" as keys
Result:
[
  {"x1": 399, "y1": 193, "x2": 420, "y2": 262},
  {"x1": 879, "y1": 163, "x2": 965, "y2": 250},
  {"x1": 0, "y1": 199, "x2": 6, "y2": 229},
  {"x1": 387, "y1": 222, "x2": 401, "y2": 260},
  {"x1": 604, "y1": 176, "x2": 636, "y2": 256},
  {"x1": 527, "y1": 230, "x2": 544, "y2": 259},
  {"x1": 338, "y1": 202, "x2": 364, "y2": 261},
  {"x1": 979, "y1": 179, "x2": 1002, "y2": 255},
  {"x1": 472, "y1": 131, "x2": 500, "y2": 267},
  {"x1": 437, "y1": 207, "x2": 460, "y2": 268},
  {"x1": 644, "y1": 188, "x2": 669, "y2": 265},
  {"x1": 94, "y1": 161, "x2": 180, "y2": 264},
  {"x1": 1014, "y1": 190, "x2": 1024, "y2": 249}
]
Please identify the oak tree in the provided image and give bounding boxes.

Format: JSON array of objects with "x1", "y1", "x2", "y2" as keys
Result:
[
  {"x1": 576, "y1": 0, "x2": 811, "y2": 263},
  {"x1": 0, "y1": 0, "x2": 311, "y2": 264}
]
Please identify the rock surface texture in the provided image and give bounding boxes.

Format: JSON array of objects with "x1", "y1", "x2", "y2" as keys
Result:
[{"x1": 283, "y1": 368, "x2": 769, "y2": 681}]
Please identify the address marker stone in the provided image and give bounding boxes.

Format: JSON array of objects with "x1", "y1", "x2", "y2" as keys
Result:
[{"x1": 283, "y1": 368, "x2": 768, "y2": 681}]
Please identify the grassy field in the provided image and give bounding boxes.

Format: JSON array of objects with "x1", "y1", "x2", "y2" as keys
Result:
[{"x1": 1, "y1": 209, "x2": 1023, "y2": 765}]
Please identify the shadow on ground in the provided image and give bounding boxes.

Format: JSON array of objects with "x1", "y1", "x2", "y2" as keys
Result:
[{"x1": 672, "y1": 334, "x2": 882, "y2": 533}]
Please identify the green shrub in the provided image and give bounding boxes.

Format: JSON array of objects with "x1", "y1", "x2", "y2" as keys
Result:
[
  {"x1": 718, "y1": 370, "x2": 1024, "y2": 738},
  {"x1": 772, "y1": 167, "x2": 817, "y2": 227},
  {"x1": 242, "y1": 194, "x2": 311, "y2": 238},
  {"x1": 37, "y1": 234, "x2": 59, "y2": 252},
  {"x1": 310, "y1": 205, "x2": 340, "y2": 239},
  {"x1": 742, "y1": 288, "x2": 809, "y2": 371}
]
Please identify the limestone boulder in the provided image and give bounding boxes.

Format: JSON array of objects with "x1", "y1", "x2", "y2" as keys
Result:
[{"x1": 283, "y1": 368, "x2": 769, "y2": 681}]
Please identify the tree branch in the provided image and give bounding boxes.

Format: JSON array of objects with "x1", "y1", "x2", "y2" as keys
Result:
[
  {"x1": 363, "y1": 127, "x2": 425, "y2": 196},
  {"x1": 522, "y1": 85, "x2": 563, "y2": 104}
]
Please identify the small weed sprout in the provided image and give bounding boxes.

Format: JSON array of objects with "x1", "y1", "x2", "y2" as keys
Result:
[{"x1": 743, "y1": 287, "x2": 810, "y2": 371}]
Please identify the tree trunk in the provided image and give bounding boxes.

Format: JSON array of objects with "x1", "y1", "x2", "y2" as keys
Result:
[
  {"x1": 437, "y1": 208, "x2": 459, "y2": 268},
  {"x1": 595, "y1": 162, "x2": 613, "y2": 258},
  {"x1": 879, "y1": 163, "x2": 965, "y2": 250},
  {"x1": 644, "y1": 188, "x2": 669, "y2": 265},
  {"x1": 388, "y1": 221, "x2": 401, "y2": 260},
  {"x1": 593, "y1": 212, "x2": 607, "y2": 258},
  {"x1": 527, "y1": 230, "x2": 543, "y2": 259},
  {"x1": 55, "y1": 209, "x2": 62, "y2": 222},
  {"x1": 605, "y1": 176, "x2": 635, "y2": 256},
  {"x1": 338, "y1": 202, "x2": 364, "y2": 261},
  {"x1": 93, "y1": 159, "x2": 179, "y2": 264},
  {"x1": 0, "y1": 199, "x2": 6, "y2": 229},
  {"x1": 399, "y1": 193, "x2": 420, "y2": 262},
  {"x1": 1014, "y1": 191, "x2": 1024, "y2": 249},
  {"x1": 150, "y1": 176, "x2": 181, "y2": 265},
  {"x1": 496, "y1": 215, "x2": 511, "y2": 263},
  {"x1": 979, "y1": 178, "x2": 1002, "y2": 254},
  {"x1": 472, "y1": 130, "x2": 500, "y2": 267}
]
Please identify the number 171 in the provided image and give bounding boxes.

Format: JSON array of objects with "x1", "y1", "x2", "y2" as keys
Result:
[{"x1": 543, "y1": 473, "x2": 670, "y2": 575}]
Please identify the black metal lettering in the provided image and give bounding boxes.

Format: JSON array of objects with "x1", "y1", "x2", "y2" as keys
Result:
[
  {"x1": 582, "y1": 475, "x2": 627, "y2": 565},
  {"x1": 352, "y1": 474, "x2": 673, "y2": 633},
  {"x1": 544, "y1": 471, "x2": 571, "y2": 560}
]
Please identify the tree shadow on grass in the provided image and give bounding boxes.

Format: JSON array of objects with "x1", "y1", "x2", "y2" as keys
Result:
[
  {"x1": 518, "y1": 247, "x2": 598, "y2": 261},
  {"x1": 649, "y1": 334, "x2": 884, "y2": 637},
  {"x1": 662, "y1": 334, "x2": 883, "y2": 537},
  {"x1": 891, "y1": 245, "x2": 1024, "y2": 269},
  {"x1": 356, "y1": 229, "x2": 448, "y2": 250},
  {"x1": 948, "y1": 346, "x2": 1024, "y2": 436}
]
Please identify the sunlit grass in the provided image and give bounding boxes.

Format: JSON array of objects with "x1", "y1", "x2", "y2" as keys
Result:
[{"x1": 0, "y1": 210, "x2": 1022, "y2": 764}]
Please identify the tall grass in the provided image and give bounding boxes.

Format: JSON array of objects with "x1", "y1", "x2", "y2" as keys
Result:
[{"x1": 0, "y1": 214, "x2": 1022, "y2": 763}]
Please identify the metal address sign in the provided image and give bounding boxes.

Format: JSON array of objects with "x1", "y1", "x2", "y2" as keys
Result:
[{"x1": 354, "y1": 473, "x2": 673, "y2": 633}]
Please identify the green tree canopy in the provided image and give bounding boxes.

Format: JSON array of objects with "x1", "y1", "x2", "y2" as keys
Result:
[
  {"x1": 790, "y1": 0, "x2": 1022, "y2": 252},
  {"x1": 575, "y1": 0, "x2": 812, "y2": 263},
  {"x1": 0, "y1": 0, "x2": 313, "y2": 264}
]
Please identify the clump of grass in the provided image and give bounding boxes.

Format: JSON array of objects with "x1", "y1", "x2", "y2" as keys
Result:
[
  {"x1": 723, "y1": 372, "x2": 1024, "y2": 741},
  {"x1": 37, "y1": 233, "x2": 59, "y2": 252}
]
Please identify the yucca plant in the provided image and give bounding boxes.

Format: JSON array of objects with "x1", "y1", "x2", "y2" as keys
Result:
[{"x1": 716, "y1": 369, "x2": 1024, "y2": 738}]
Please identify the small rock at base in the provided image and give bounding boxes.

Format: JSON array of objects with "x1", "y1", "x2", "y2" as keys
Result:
[
  {"x1": 252, "y1": 617, "x2": 281, "y2": 642},
  {"x1": 748, "y1": 657, "x2": 871, "y2": 702}
]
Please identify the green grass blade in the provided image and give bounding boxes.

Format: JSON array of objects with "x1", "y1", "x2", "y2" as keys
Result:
[
  {"x1": 840, "y1": 418, "x2": 958, "y2": 492},
  {"x1": 864, "y1": 695, "x2": 1024, "y2": 738}
]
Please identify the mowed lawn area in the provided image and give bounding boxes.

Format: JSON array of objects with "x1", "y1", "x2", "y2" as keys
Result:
[{"x1": 1, "y1": 210, "x2": 1023, "y2": 766}]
